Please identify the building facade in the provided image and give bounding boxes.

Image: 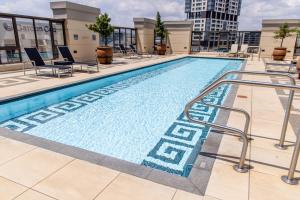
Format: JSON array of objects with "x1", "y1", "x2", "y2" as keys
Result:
[{"x1": 185, "y1": 0, "x2": 242, "y2": 32}]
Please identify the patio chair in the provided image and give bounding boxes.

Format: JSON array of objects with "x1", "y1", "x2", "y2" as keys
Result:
[
  {"x1": 129, "y1": 44, "x2": 152, "y2": 58},
  {"x1": 265, "y1": 60, "x2": 297, "y2": 73},
  {"x1": 24, "y1": 48, "x2": 72, "y2": 78},
  {"x1": 118, "y1": 44, "x2": 141, "y2": 59},
  {"x1": 227, "y1": 44, "x2": 239, "y2": 57},
  {"x1": 57, "y1": 46, "x2": 99, "y2": 73},
  {"x1": 238, "y1": 44, "x2": 250, "y2": 58}
]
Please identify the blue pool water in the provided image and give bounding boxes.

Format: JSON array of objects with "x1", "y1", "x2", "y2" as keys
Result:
[{"x1": 0, "y1": 57, "x2": 243, "y2": 176}]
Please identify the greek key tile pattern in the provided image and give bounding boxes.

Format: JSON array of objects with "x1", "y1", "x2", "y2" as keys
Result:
[{"x1": 142, "y1": 61, "x2": 241, "y2": 176}]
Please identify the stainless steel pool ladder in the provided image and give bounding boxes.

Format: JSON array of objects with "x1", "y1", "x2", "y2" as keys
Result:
[{"x1": 184, "y1": 70, "x2": 300, "y2": 185}]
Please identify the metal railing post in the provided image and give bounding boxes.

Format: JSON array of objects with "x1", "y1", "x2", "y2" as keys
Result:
[
  {"x1": 281, "y1": 130, "x2": 300, "y2": 185},
  {"x1": 275, "y1": 90, "x2": 295, "y2": 150}
]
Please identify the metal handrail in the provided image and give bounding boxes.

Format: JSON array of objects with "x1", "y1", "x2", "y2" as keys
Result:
[
  {"x1": 211, "y1": 70, "x2": 296, "y2": 150},
  {"x1": 184, "y1": 78, "x2": 300, "y2": 183}
]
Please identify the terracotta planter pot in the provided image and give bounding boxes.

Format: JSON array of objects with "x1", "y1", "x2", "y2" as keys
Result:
[
  {"x1": 273, "y1": 47, "x2": 287, "y2": 61},
  {"x1": 156, "y1": 44, "x2": 167, "y2": 55},
  {"x1": 96, "y1": 46, "x2": 113, "y2": 64}
]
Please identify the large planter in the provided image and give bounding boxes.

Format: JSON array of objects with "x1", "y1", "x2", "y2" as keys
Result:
[
  {"x1": 273, "y1": 47, "x2": 287, "y2": 61},
  {"x1": 156, "y1": 44, "x2": 167, "y2": 55},
  {"x1": 96, "y1": 46, "x2": 113, "y2": 64}
]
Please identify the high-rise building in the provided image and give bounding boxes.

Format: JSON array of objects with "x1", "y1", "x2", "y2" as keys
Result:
[{"x1": 185, "y1": 0, "x2": 242, "y2": 32}]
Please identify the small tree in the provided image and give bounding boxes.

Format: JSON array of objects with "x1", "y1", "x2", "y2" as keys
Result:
[
  {"x1": 155, "y1": 12, "x2": 168, "y2": 46},
  {"x1": 274, "y1": 23, "x2": 294, "y2": 47},
  {"x1": 86, "y1": 13, "x2": 114, "y2": 46}
]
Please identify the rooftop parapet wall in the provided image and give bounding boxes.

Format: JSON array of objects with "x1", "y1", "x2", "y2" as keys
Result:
[
  {"x1": 51, "y1": 1, "x2": 100, "y2": 62},
  {"x1": 260, "y1": 19, "x2": 300, "y2": 59},
  {"x1": 134, "y1": 18, "x2": 156, "y2": 53},
  {"x1": 50, "y1": 1, "x2": 100, "y2": 21},
  {"x1": 164, "y1": 21, "x2": 194, "y2": 54}
]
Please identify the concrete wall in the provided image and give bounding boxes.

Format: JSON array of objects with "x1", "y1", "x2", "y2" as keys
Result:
[
  {"x1": 51, "y1": 1, "x2": 100, "y2": 62},
  {"x1": 134, "y1": 18, "x2": 156, "y2": 53},
  {"x1": 260, "y1": 19, "x2": 299, "y2": 59},
  {"x1": 164, "y1": 21, "x2": 193, "y2": 54}
]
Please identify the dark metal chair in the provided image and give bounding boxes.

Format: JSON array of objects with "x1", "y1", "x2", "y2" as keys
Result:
[
  {"x1": 57, "y1": 46, "x2": 99, "y2": 73},
  {"x1": 24, "y1": 48, "x2": 72, "y2": 78}
]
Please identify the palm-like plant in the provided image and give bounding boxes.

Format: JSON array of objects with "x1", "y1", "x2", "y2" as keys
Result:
[
  {"x1": 274, "y1": 23, "x2": 294, "y2": 47},
  {"x1": 155, "y1": 12, "x2": 168, "y2": 46},
  {"x1": 86, "y1": 13, "x2": 114, "y2": 46}
]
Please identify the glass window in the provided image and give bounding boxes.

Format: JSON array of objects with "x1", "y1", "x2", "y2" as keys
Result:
[
  {"x1": 120, "y1": 28, "x2": 125, "y2": 46},
  {"x1": 0, "y1": 17, "x2": 16, "y2": 47},
  {"x1": 131, "y1": 30, "x2": 136, "y2": 45},
  {"x1": 16, "y1": 18, "x2": 36, "y2": 61},
  {"x1": 125, "y1": 29, "x2": 131, "y2": 47},
  {"x1": 113, "y1": 29, "x2": 120, "y2": 46},
  {"x1": 52, "y1": 22, "x2": 64, "y2": 45},
  {"x1": 0, "y1": 49, "x2": 20, "y2": 64},
  {"x1": 35, "y1": 20, "x2": 53, "y2": 60}
]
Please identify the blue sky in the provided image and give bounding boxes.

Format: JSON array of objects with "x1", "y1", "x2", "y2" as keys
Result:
[{"x1": 0, "y1": 0, "x2": 299, "y2": 30}]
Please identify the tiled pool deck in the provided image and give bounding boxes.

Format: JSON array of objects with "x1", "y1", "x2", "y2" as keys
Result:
[{"x1": 0, "y1": 55, "x2": 299, "y2": 200}]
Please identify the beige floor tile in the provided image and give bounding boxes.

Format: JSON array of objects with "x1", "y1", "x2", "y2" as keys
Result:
[
  {"x1": 0, "y1": 148, "x2": 73, "y2": 187},
  {"x1": 0, "y1": 177, "x2": 27, "y2": 200},
  {"x1": 173, "y1": 190, "x2": 203, "y2": 200},
  {"x1": 205, "y1": 162, "x2": 249, "y2": 200},
  {"x1": 251, "y1": 118, "x2": 296, "y2": 141},
  {"x1": 249, "y1": 171, "x2": 300, "y2": 200},
  {"x1": 34, "y1": 159, "x2": 119, "y2": 200},
  {"x1": 203, "y1": 196, "x2": 222, "y2": 200},
  {"x1": 15, "y1": 190, "x2": 55, "y2": 200},
  {"x1": 215, "y1": 135, "x2": 250, "y2": 166},
  {"x1": 250, "y1": 136, "x2": 295, "y2": 154},
  {"x1": 96, "y1": 173, "x2": 176, "y2": 200},
  {"x1": 0, "y1": 139, "x2": 35, "y2": 165},
  {"x1": 250, "y1": 146, "x2": 300, "y2": 177}
]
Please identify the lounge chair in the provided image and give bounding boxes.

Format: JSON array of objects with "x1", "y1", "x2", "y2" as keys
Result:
[
  {"x1": 238, "y1": 44, "x2": 250, "y2": 58},
  {"x1": 265, "y1": 60, "x2": 296, "y2": 73},
  {"x1": 57, "y1": 46, "x2": 99, "y2": 73},
  {"x1": 129, "y1": 45, "x2": 152, "y2": 58},
  {"x1": 227, "y1": 44, "x2": 239, "y2": 57},
  {"x1": 24, "y1": 48, "x2": 72, "y2": 78},
  {"x1": 118, "y1": 44, "x2": 141, "y2": 59}
]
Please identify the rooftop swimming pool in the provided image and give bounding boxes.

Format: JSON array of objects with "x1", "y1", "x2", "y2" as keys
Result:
[{"x1": 0, "y1": 57, "x2": 243, "y2": 176}]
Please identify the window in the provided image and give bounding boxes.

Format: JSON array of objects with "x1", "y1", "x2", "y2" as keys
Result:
[
  {"x1": 52, "y1": 22, "x2": 64, "y2": 45},
  {"x1": 16, "y1": 18, "x2": 36, "y2": 61},
  {"x1": 35, "y1": 20, "x2": 53, "y2": 59},
  {"x1": 0, "y1": 17, "x2": 16, "y2": 47}
]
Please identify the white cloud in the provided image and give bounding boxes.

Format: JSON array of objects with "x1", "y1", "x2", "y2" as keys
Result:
[{"x1": 0, "y1": 0, "x2": 299, "y2": 30}]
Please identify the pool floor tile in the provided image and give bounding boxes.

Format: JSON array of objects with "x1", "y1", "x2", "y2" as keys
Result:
[
  {"x1": 33, "y1": 159, "x2": 119, "y2": 200},
  {"x1": 0, "y1": 177, "x2": 27, "y2": 200},
  {"x1": 0, "y1": 138, "x2": 36, "y2": 166},
  {"x1": 95, "y1": 173, "x2": 176, "y2": 200},
  {"x1": 14, "y1": 190, "x2": 55, "y2": 200},
  {"x1": 0, "y1": 148, "x2": 73, "y2": 187}
]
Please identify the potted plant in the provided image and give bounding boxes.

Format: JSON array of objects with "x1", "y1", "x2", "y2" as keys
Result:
[
  {"x1": 155, "y1": 12, "x2": 168, "y2": 55},
  {"x1": 86, "y1": 13, "x2": 114, "y2": 64},
  {"x1": 273, "y1": 23, "x2": 294, "y2": 61}
]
